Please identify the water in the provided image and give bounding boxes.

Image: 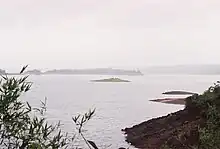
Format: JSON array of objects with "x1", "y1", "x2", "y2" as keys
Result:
[{"x1": 21, "y1": 74, "x2": 220, "y2": 148}]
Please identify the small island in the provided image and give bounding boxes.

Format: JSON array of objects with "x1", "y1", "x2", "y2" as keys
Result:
[
  {"x1": 162, "y1": 90, "x2": 197, "y2": 95},
  {"x1": 91, "y1": 78, "x2": 130, "y2": 82}
]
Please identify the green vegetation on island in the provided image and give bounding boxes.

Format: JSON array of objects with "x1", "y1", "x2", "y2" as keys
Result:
[{"x1": 91, "y1": 78, "x2": 130, "y2": 82}]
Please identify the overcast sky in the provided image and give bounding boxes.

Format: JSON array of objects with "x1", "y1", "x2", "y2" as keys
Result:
[{"x1": 0, "y1": 0, "x2": 220, "y2": 71}]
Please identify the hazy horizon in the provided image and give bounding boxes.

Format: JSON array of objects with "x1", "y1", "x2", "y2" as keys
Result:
[{"x1": 1, "y1": 0, "x2": 220, "y2": 71}]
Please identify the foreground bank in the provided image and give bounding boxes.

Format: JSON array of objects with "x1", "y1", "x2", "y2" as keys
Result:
[{"x1": 123, "y1": 83, "x2": 220, "y2": 149}]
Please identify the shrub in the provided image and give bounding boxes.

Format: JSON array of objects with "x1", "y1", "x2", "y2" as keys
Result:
[
  {"x1": 185, "y1": 82, "x2": 220, "y2": 149},
  {"x1": 0, "y1": 66, "x2": 97, "y2": 149}
]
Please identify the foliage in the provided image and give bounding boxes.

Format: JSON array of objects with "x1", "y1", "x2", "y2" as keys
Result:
[
  {"x1": 72, "y1": 109, "x2": 97, "y2": 149},
  {"x1": 198, "y1": 103, "x2": 220, "y2": 149},
  {"x1": 185, "y1": 82, "x2": 220, "y2": 149},
  {"x1": 0, "y1": 66, "x2": 98, "y2": 149}
]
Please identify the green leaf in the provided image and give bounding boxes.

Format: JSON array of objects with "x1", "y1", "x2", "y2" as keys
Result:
[
  {"x1": 20, "y1": 65, "x2": 28, "y2": 74},
  {"x1": 0, "y1": 74, "x2": 8, "y2": 80},
  {"x1": 87, "y1": 140, "x2": 99, "y2": 149}
]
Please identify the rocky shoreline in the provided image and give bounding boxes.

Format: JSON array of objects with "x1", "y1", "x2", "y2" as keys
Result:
[
  {"x1": 122, "y1": 108, "x2": 201, "y2": 149},
  {"x1": 122, "y1": 94, "x2": 202, "y2": 149}
]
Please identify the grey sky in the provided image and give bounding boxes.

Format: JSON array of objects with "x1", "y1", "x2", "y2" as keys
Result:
[{"x1": 0, "y1": 0, "x2": 220, "y2": 71}]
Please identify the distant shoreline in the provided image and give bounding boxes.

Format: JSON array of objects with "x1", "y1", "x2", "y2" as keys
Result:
[{"x1": 3, "y1": 68, "x2": 143, "y2": 76}]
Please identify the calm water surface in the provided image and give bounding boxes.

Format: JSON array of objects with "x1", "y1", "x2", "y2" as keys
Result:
[{"x1": 22, "y1": 74, "x2": 220, "y2": 148}]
